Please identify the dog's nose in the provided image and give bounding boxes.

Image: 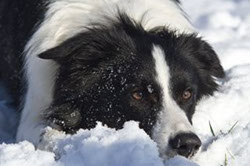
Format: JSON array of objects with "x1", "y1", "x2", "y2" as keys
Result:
[{"x1": 169, "y1": 133, "x2": 201, "y2": 158}]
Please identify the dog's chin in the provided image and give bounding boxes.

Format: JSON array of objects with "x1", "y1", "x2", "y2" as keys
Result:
[
  {"x1": 160, "y1": 147, "x2": 199, "y2": 160},
  {"x1": 159, "y1": 147, "x2": 178, "y2": 160}
]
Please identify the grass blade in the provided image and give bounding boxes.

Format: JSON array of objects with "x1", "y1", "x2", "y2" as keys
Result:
[
  {"x1": 209, "y1": 121, "x2": 216, "y2": 136},
  {"x1": 227, "y1": 121, "x2": 238, "y2": 134}
]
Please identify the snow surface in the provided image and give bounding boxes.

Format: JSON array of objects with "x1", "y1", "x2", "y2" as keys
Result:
[{"x1": 1, "y1": 0, "x2": 250, "y2": 165}]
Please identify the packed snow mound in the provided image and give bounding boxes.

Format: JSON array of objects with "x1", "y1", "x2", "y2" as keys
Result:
[
  {"x1": 0, "y1": 122, "x2": 197, "y2": 166},
  {"x1": 52, "y1": 122, "x2": 163, "y2": 166},
  {"x1": 1, "y1": 0, "x2": 250, "y2": 165},
  {"x1": 0, "y1": 141, "x2": 56, "y2": 166}
]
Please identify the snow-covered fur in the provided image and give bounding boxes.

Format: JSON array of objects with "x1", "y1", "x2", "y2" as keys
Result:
[{"x1": 0, "y1": 0, "x2": 224, "y2": 159}]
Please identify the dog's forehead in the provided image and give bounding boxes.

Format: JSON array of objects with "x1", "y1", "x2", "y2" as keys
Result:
[
  {"x1": 99, "y1": 36, "x2": 176, "y2": 88},
  {"x1": 151, "y1": 45, "x2": 172, "y2": 99},
  {"x1": 150, "y1": 43, "x2": 194, "y2": 103}
]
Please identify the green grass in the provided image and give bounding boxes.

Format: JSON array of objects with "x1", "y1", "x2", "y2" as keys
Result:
[
  {"x1": 208, "y1": 121, "x2": 238, "y2": 136},
  {"x1": 227, "y1": 121, "x2": 238, "y2": 134},
  {"x1": 209, "y1": 121, "x2": 216, "y2": 136},
  {"x1": 209, "y1": 121, "x2": 238, "y2": 166}
]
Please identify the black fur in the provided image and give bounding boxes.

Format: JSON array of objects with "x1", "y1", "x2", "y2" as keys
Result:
[
  {"x1": 0, "y1": 0, "x2": 224, "y2": 142},
  {"x1": 0, "y1": 0, "x2": 47, "y2": 107},
  {"x1": 40, "y1": 15, "x2": 162, "y2": 134},
  {"x1": 39, "y1": 15, "x2": 224, "y2": 135}
]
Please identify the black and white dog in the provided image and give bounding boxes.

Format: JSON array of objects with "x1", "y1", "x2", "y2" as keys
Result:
[{"x1": 0, "y1": 0, "x2": 224, "y2": 159}]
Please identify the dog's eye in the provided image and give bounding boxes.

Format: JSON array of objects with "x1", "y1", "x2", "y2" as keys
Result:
[
  {"x1": 132, "y1": 91, "x2": 144, "y2": 100},
  {"x1": 182, "y1": 89, "x2": 192, "y2": 100}
]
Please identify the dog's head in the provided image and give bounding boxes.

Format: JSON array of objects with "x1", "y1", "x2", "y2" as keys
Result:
[{"x1": 39, "y1": 14, "x2": 224, "y2": 159}]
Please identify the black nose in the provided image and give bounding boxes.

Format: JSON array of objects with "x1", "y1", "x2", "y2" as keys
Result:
[{"x1": 169, "y1": 133, "x2": 201, "y2": 158}]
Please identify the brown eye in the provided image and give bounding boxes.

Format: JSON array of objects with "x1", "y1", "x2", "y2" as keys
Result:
[
  {"x1": 132, "y1": 91, "x2": 144, "y2": 100},
  {"x1": 182, "y1": 90, "x2": 192, "y2": 100}
]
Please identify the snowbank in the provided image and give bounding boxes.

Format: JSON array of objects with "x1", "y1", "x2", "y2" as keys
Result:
[
  {"x1": 1, "y1": 0, "x2": 250, "y2": 165},
  {"x1": 0, "y1": 142, "x2": 56, "y2": 166},
  {"x1": 0, "y1": 122, "x2": 197, "y2": 166}
]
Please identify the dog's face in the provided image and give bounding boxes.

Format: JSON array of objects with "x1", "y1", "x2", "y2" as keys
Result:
[{"x1": 39, "y1": 15, "x2": 224, "y2": 158}]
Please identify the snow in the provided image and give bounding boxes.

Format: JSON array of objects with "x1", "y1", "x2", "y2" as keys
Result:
[
  {"x1": 0, "y1": 142, "x2": 56, "y2": 166},
  {"x1": 1, "y1": 0, "x2": 250, "y2": 165},
  {"x1": 46, "y1": 122, "x2": 164, "y2": 166}
]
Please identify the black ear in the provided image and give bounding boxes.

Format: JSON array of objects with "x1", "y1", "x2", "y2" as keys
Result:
[
  {"x1": 38, "y1": 31, "x2": 111, "y2": 64},
  {"x1": 192, "y1": 38, "x2": 225, "y2": 79},
  {"x1": 38, "y1": 35, "x2": 84, "y2": 60},
  {"x1": 178, "y1": 34, "x2": 225, "y2": 96}
]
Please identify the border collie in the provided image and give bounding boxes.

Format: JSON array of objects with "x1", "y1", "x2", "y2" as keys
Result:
[{"x1": 0, "y1": 0, "x2": 224, "y2": 159}]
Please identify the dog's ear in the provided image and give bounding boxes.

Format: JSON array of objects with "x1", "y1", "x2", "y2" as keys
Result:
[
  {"x1": 193, "y1": 38, "x2": 225, "y2": 79},
  {"x1": 178, "y1": 34, "x2": 225, "y2": 97},
  {"x1": 179, "y1": 35, "x2": 225, "y2": 78},
  {"x1": 38, "y1": 33, "x2": 105, "y2": 63},
  {"x1": 38, "y1": 35, "x2": 84, "y2": 60}
]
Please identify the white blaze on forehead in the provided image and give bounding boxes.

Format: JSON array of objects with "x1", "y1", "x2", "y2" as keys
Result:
[{"x1": 151, "y1": 45, "x2": 193, "y2": 158}]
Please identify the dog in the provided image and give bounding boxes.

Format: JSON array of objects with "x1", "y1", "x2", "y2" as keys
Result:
[{"x1": 0, "y1": 0, "x2": 224, "y2": 159}]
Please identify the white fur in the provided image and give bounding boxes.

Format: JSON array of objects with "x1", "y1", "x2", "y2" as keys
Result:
[
  {"x1": 151, "y1": 45, "x2": 194, "y2": 159},
  {"x1": 16, "y1": 0, "x2": 194, "y2": 145}
]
